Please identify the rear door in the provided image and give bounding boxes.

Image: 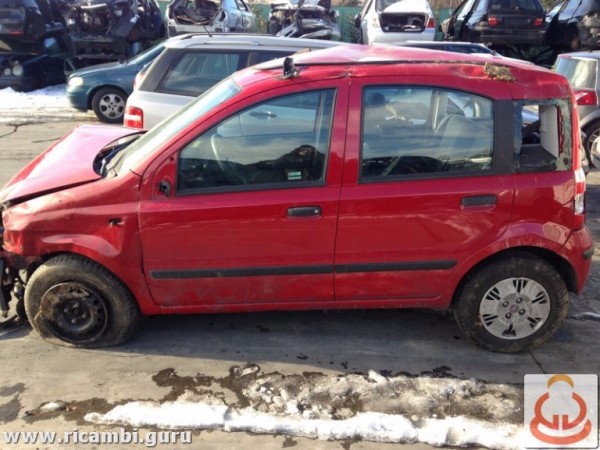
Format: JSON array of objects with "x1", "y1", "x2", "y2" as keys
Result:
[{"x1": 334, "y1": 77, "x2": 515, "y2": 304}]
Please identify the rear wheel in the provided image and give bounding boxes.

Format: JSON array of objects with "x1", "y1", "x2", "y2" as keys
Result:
[
  {"x1": 25, "y1": 255, "x2": 140, "y2": 347},
  {"x1": 454, "y1": 253, "x2": 568, "y2": 353}
]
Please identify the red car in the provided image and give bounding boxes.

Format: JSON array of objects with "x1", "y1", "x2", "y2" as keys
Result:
[{"x1": 0, "y1": 45, "x2": 593, "y2": 352}]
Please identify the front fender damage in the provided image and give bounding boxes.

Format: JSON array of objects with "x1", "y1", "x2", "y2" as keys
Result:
[{"x1": 0, "y1": 251, "x2": 26, "y2": 320}]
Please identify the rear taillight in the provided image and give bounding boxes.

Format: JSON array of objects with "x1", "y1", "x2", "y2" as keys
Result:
[
  {"x1": 488, "y1": 16, "x2": 499, "y2": 26},
  {"x1": 574, "y1": 90, "x2": 598, "y2": 106},
  {"x1": 574, "y1": 167, "x2": 586, "y2": 229},
  {"x1": 426, "y1": 17, "x2": 436, "y2": 28},
  {"x1": 533, "y1": 17, "x2": 543, "y2": 27},
  {"x1": 124, "y1": 106, "x2": 143, "y2": 129}
]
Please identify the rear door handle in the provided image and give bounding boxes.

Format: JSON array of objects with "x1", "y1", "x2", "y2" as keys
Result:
[
  {"x1": 461, "y1": 195, "x2": 497, "y2": 208},
  {"x1": 287, "y1": 206, "x2": 322, "y2": 218}
]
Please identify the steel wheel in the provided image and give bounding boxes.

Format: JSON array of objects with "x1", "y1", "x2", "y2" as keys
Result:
[
  {"x1": 25, "y1": 255, "x2": 140, "y2": 347},
  {"x1": 40, "y1": 282, "x2": 109, "y2": 345},
  {"x1": 478, "y1": 278, "x2": 550, "y2": 340}
]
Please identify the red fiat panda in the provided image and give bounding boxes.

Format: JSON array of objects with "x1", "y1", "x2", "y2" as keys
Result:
[{"x1": 0, "y1": 45, "x2": 593, "y2": 352}]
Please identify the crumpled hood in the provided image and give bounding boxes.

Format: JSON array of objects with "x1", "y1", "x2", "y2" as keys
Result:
[
  {"x1": 0, "y1": 124, "x2": 138, "y2": 206},
  {"x1": 381, "y1": 0, "x2": 431, "y2": 14}
]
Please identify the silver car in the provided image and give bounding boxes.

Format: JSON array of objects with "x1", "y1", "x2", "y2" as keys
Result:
[
  {"x1": 165, "y1": 0, "x2": 257, "y2": 36},
  {"x1": 553, "y1": 51, "x2": 600, "y2": 168},
  {"x1": 124, "y1": 34, "x2": 345, "y2": 129}
]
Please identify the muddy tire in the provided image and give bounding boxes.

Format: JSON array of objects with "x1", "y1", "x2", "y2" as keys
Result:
[
  {"x1": 92, "y1": 87, "x2": 127, "y2": 124},
  {"x1": 25, "y1": 255, "x2": 140, "y2": 348},
  {"x1": 454, "y1": 253, "x2": 568, "y2": 353}
]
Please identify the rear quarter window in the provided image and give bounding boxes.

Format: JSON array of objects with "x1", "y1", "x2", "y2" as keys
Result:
[{"x1": 515, "y1": 100, "x2": 572, "y2": 172}]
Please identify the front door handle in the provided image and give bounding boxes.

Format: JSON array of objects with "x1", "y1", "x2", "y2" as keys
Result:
[
  {"x1": 461, "y1": 195, "x2": 497, "y2": 208},
  {"x1": 287, "y1": 206, "x2": 322, "y2": 218}
]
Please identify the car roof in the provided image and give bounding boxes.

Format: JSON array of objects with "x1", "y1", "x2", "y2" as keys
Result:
[
  {"x1": 163, "y1": 33, "x2": 346, "y2": 50},
  {"x1": 259, "y1": 43, "x2": 534, "y2": 68},
  {"x1": 244, "y1": 44, "x2": 568, "y2": 101},
  {"x1": 556, "y1": 50, "x2": 600, "y2": 61}
]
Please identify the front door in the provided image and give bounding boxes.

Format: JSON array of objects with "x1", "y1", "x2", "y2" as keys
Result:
[{"x1": 139, "y1": 83, "x2": 348, "y2": 309}]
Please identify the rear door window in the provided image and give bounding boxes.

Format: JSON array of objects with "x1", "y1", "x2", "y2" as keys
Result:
[
  {"x1": 158, "y1": 51, "x2": 245, "y2": 96},
  {"x1": 360, "y1": 86, "x2": 494, "y2": 179}
]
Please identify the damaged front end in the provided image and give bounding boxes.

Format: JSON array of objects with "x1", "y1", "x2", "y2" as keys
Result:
[
  {"x1": 61, "y1": 0, "x2": 164, "y2": 66},
  {"x1": 0, "y1": 214, "x2": 26, "y2": 320}
]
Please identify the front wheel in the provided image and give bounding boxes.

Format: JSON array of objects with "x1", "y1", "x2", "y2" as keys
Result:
[
  {"x1": 454, "y1": 253, "x2": 568, "y2": 353},
  {"x1": 25, "y1": 255, "x2": 140, "y2": 347},
  {"x1": 92, "y1": 87, "x2": 127, "y2": 124}
]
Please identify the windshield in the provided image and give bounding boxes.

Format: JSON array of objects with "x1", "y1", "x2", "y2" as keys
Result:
[
  {"x1": 554, "y1": 56, "x2": 597, "y2": 89},
  {"x1": 112, "y1": 77, "x2": 242, "y2": 175},
  {"x1": 0, "y1": 37, "x2": 36, "y2": 53},
  {"x1": 127, "y1": 42, "x2": 165, "y2": 65}
]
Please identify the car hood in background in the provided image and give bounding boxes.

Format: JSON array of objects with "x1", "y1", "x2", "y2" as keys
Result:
[{"x1": 0, "y1": 125, "x2": 138, "y2": 205}]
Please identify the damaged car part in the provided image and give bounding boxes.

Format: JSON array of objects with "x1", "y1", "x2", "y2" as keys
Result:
[
  {"x1": 353, "y1": 0, "x2": 436, "y2": 44},
  {"x1": 165, "y1": 0, "x2": 256, "y2": 36},
  {"x1": 59, "y1": 0, "x2": 165, "y2": 67},
  {"x1": 269, "y1": 0, "x2": 340, "y2": 40}
]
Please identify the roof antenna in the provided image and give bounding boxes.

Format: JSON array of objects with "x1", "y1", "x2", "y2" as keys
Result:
[
  {"x1": 203, "y1": 24, "x2": 213, "y2": 38},
  {"x1": 282, "y1": 57, "x2": 299, "y2": 79}
]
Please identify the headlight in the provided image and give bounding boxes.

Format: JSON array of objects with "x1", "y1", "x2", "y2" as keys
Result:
[
  {"x1": 2, "y1": 68, "x2": 10, "y2": 76},
  {"x1": 11, "y1": 64, "x2": 23, "y2": 77},
  {"x1": 68, "y1": 76, "x2": 84, "y2": 87}
]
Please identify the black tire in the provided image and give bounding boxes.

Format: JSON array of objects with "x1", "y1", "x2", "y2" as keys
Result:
[
  {"x1": 454, "y1": 253, "x2": 568, "y2": 353},
  {"x1": 24, "y1": 255, "x2": 140, "y2": 348},
  {"x1": 91, "y1": 87, "x2": 127, "y2": 124}
]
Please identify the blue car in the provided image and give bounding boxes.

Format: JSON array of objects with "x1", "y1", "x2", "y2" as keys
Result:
[{"x1": 65, "y1": 42, "x2": 165, "y2": 123}]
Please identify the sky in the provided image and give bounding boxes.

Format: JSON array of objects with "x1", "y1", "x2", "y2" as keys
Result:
[{"x1": 3, "y1": 84, "x2": 600, "y2": 450}]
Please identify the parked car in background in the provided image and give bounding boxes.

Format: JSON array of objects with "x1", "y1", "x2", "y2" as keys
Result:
[
  {"x1": 0, "y1": 0, "x2": 71, "y2": 91},
  {"x1": 0, "y1": 31, "x2": 72, "y2": 91},
  {"x1": 124, "y1": 34, "x2": 344, "y2": 129},
  {"x1": 66, "y1": 42, "x2": 166, "y2": 123},
  {"x1": 165, "y1": 0, "x2": 256, "y2": 36},
  {"x1": 554, "y1": 51, "x2": 600, "y2": 168},
  {"x1": 268, "y1": 0, "x2": 341, "y2": 40},
  {"x1": 0, "y1": 45, "x2": 592, "y2": 353},
  {"x1": 544, "y1": 0, "x2": 600, "y2": 51},
  {"x1": 441, "y1": 0, "x2": 546, "y2": 46},
  {"x1": 353, "y1": 0, "x2": 436, "y2": 44}
]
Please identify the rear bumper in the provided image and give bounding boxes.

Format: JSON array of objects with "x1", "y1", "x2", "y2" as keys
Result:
[{"x1": 475, "y1": 27, "x2": 545, "y2": 45}]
